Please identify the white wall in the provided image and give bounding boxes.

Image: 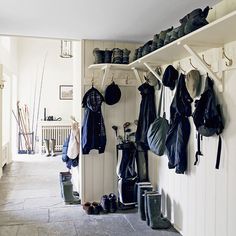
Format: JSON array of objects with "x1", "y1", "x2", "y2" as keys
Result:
[
  {"x1": 17, "y1": 38, "x2": 73, "y2": 125},
  {"x1": 146, "y1": 2, "x2": 236, "y2": 235},
  {"x1": 0, "y1": 37, "x2": 18, "y2": 176},
  {"x1": 80, "y1": 40, "x2": 139, "y2": 202}
]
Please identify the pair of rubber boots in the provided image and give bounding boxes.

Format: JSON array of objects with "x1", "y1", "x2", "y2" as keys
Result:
[
  {"x1": 164, "y1": 6, "x2": 210, "y2": 46},
  {"x1": 100, "y1": 193, "x2": 117, "y2": 213},
  {"x1": 59, "y1": 171, "x2": 80, "y2": 204},
  {"x1": 93, "y1": 48, "x2": 113, "y2": 63},
  {"x1": 137, "y1": 183, "x2": 171, "y2": 229},
  {"x1": 44, "y1": 139, "x2": 56, "y2": 157}
]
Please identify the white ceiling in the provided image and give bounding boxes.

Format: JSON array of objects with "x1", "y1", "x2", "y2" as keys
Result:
[{"x1": 0, "y1": 0, "x2": 220, "y2": 42}]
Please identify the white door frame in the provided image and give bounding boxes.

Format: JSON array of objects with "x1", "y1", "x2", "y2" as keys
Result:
[{"x1": 0, "y1": 64, "x2": 3, "y2": 177}]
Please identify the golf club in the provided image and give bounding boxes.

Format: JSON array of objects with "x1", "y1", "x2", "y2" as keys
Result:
[
  {"x1": 123, "y1": 122, "x2": 131, "y2": 141},
  {"x1": 112, "y1": 125, "x2": 118, "y2": 137}
]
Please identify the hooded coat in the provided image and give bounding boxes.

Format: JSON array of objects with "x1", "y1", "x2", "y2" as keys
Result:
[
  {"x1": 82, "y1": 87, "x2": 106, "y2": 154},
  {"x1": 165, "y1": 74, "x2": 193, "y2": 174},
  {"x1": 135, "y1": 83, "x2": 156, "y2": 150}
]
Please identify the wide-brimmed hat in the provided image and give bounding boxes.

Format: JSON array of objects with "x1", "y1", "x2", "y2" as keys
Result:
[
  {"x1": 104, "y1": 82, "x2": 121, "y2": 105},
  {"x1": 185, "y1": 70, "x2": 201, "y2": 98},
  {"x1": 145, "y1": 67, "x2": 162, "y2": 89},
  {"x1": 162, "y1": 65, "x2": 179, "y2": 90}
]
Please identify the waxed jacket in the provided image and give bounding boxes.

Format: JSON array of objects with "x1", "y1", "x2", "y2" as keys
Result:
[
  {"x1": 82, "y1": 87, "x2": 106, "y2": 154},
  {"x1": 165, "y1": 74, "x2": 193, "y2": 174},
  {"x1": 135, "y1": 83, "x2": 156, "y2": 150}
]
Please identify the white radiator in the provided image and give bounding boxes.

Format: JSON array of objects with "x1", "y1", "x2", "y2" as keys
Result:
[{"x1": 40, "y1": 122, "x2": 71, "y2": 153}]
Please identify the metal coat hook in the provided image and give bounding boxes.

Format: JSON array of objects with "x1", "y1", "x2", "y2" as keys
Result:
[
  {"x1": 202, "y1": 54, "x2": 211, "y2": 68},
  {"x1": 91, "y1": 73, "x2": 94, "y2": 87},
  {"x1": 126, "y1": 75, "x2": 129, "y2": 85},
  {"x1": 178, "y1": 62, "x2": 186, "y2": 74},
  {"x1": 189, "y1": 58, "x2": 198, "y2": 70},
  {"x1": 0, "y1": 80, "x2": 5, "y2": 89},
  {"x1": 222, "y1": 47, "x2": 233, "y2": 67}
]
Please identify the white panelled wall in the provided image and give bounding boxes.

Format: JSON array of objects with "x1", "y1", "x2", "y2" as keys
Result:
[
  {"x1": 145, "y1": 1, "x2": 236, "y2": 236},
  {"x1": 80, "y1": 40, "x2": 140, "y2": 202},
  {"x1": 79, "y1": 2, "x2": 236, "y2": 234},
  {"x1": 146, "y1": 41, "x2": 236, "y2": 236}
]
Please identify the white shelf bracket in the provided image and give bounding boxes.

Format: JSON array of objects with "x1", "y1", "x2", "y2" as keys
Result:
[
  {"x1": 132, "y1": 67, "x2": 143, "y2": 85},
  {"x1": 183, "y1": 44, "x2": 223, "y2": 92},
  {"x1": 143, "y1": 62, "x2": 162, "y2": 84},
  {"x1": 101, "y1": 65, "x2": 110, "y2": 89}
]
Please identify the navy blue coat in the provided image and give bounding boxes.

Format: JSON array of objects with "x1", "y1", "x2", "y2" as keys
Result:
[
  {"x1": 165, "y1": 74, "x2": 193, "y2": 174},
  {"x1": 135, "y1": 83, "x2": 156, "y2": 150},
  {"x1": 82, "y1": 87, "x2": 106, "y2": 154}
]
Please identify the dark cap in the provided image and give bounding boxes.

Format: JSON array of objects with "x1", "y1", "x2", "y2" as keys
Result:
[
  {"x1": 162, "y1": 65, "x2": 179, "y2": 90},
  {"x1": 104, "y1": 82, "x2": 121, "y2": 105}
]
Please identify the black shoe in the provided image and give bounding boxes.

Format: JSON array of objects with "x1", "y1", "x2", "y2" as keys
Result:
[
  {"x1": 101, "y1": 195, "x2": 110, "y2": 213},
  {"x1": 109, "y1": 193, "x2": 117, "y2": 213},
  {"x1": 83, "y1": 202, "x2": 94, "y2": 215},
  {"x1": 92, "y1": 202, "x2": 101, "y2": 215}
]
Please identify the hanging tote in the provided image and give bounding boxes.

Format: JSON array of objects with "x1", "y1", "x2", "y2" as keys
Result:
[{"x1": 147, "y1": 86, "x2": 169, "y2": 156}]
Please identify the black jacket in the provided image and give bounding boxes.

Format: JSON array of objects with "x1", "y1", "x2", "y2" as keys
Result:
[
  {"x1": 165, "y1": 74, "x2": 193, "y2": 174},
  {"x1": 135, "y1": 83, "x2": 156, "y2": 150}
]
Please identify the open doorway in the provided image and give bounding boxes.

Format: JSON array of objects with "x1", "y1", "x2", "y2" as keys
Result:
[{"x1": 0, "y1": 35, "x2": 81, "y2": 200}]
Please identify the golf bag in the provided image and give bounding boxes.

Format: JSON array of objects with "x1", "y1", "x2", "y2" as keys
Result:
[{"x1": 116, "y1": 142, "x2": 138, "y2": 208}]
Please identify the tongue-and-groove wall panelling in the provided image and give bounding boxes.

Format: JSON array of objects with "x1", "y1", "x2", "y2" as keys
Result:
[
  {"x1": 148, "y1": 41, "x2": 236, "y2": 236},
  {"x1": 81, "y1": 40, "x2": 140, "y2": 202}
]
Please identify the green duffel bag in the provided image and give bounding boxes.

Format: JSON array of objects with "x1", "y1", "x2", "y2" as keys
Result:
[{"x1": 147, "y1": 86, "x2": 169, "y2": 156}]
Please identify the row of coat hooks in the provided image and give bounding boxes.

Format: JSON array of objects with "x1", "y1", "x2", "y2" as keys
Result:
[
  {"x1": 91, "y1": 72, "x2": 130, "y2": 87},
  {"x1": 178, "y1": 47, "x2": 233, "y2": 74}
]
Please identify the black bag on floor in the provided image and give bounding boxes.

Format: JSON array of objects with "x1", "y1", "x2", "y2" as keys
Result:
[
  {"x1": 116, "y1": 142, "x2": 138, "y2": 207},
  {"x1": 118, "y1": 177, "x2": 138, "y2": 206},
  {"x1": 192, "y1": 76, "x2": 224, "y2": 169}
]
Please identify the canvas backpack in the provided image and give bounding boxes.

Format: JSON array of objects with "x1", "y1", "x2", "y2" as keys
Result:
[{"x1": 192, "y1": 76, "x2": 224, "y2": 169}]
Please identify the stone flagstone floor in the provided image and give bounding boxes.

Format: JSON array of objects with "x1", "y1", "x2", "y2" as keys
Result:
[{"x1": 0, "y1": 155, "x2": 181, "y2": 236}]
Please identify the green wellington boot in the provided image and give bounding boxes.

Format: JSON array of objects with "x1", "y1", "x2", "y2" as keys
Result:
[
  {"x1": 147, "y1": 193, "x2": 171, "y2": 229},
  {"x1": 50, "y1": 139, "x2": 56, "y2": 156},
  {"x1": 62, "y1": 181, "x2": 81, "y2": 204},
  {"x1": 44, "y1": 139, "x2": 50, "y2": 156}
]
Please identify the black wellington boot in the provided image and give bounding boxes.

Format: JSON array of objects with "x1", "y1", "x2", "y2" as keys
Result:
[
  {"x1": 137, "y1": 185, "x2": 153, "y2": 221},
  {"x1": 133, "y1": 48, "x2": 138, "y2": 61},
  {"x1": 122, "y1": 48, "x2": 131, "y2": 64},
  {"x1": 136, "y1": 145, "x2": 149, "y2": 182},
  {"x1": 147, "y1": 193, "x2": 171, "y2": 229},
  {"x1": 104, "y1": 49, "x2": 113, "y2": 63},
  {"x1": 134, "y1": 182, "x2": 151, "y2": 203},
  {"x1": 144, "y1": 191, "x2": 158, "y2": 226},
  {"x1": 112, "y1": 48, "x2": 123, "y2": 64},
  {"x1": 93, "y1": 48, "x2": 104, "y2": 64}
]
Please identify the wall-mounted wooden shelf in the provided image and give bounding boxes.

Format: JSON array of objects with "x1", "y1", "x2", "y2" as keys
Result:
[
  {"x1": 88, "y1": 63, "x2": 130, "y2": 71},
  {"x1": 89, "y1": 10, "x2": 236, "y2": 91}
]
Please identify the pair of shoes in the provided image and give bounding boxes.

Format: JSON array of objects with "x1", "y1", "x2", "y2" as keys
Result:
[
  {"x1": 83, "y1": 202, "x2": 102, "y2": 215},
  {"x1": 100, "y1": 193, "x2": 118, "y2": 213},
  {"x1": 44, "y1": 139, "x2": 56, "y2": 156}
]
